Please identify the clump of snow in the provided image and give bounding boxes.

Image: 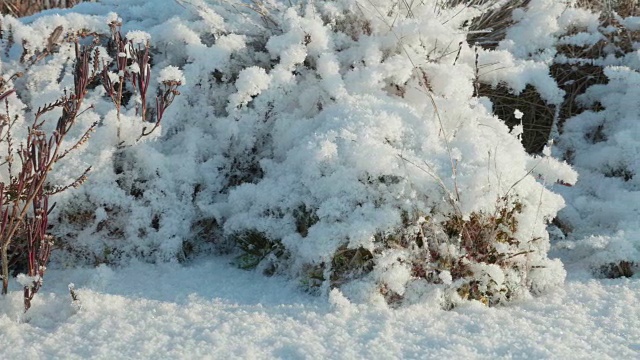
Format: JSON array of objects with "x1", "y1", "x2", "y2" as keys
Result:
[
  {"x1": 15, "y1": 274, "x2": 40, "y2": 287},
  {"x1": 127, "y1": 62, "x2": 140, "y2": 74},
  {"x1": 125, "y1": 30, "x2": 150, "y2": 45},
  {"x1": 228, "y1": 66, "x2": 270, "y2": 108},
  {"x1": 498, "y1": 0, "x2": 600, "y2": 62},
  {"x1": 157, "y1": 65, "x2": 185, "y2": 84},
  {"x1": 514, "y1": 109, "x2": 524, "y2": 120}
]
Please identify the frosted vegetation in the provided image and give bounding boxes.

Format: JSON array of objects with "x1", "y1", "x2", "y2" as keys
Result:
[{"x1": 0, "y1": 0, "x2": 638, "y2": 316}]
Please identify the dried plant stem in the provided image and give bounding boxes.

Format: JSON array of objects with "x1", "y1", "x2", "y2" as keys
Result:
[
  {"x1": 0, "y1": 42, "x2": 97, "y2": 312},
  {"x1": 116, "y1": 78, "x2": 123, "y2": 144}
]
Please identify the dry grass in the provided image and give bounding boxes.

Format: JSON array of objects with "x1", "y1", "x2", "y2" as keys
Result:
[
  {"x1": 599, "y1": 260, "x2": 637, "y2": 278},
  {"x1": 445, "y1": 0, "x2": 531, "y2": 48},
  {"x1": 552, "y1": 2, "x2": 640, "y2": 130},
  {"x1": 1, "y1": 0, "x2": 95, "y2": 18},
  {"x1": 450, "y1": 0, "x2": 556, "y2": 154},
  {"x1": 464, "y1": 0, "x2": 640, "y2": 152},
  {"x1": 551, "y1": 63, "x2": 606, "y2": 131},
  {"x1": 576, "y1": 0, "x2": 640, "y2": 17},
  {"x1": 479, "y1": 84, "x2": 555, "y2": 153}
]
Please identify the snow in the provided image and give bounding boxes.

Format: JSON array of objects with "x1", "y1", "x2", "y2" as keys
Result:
[
  {"x1": 125, "y1": 30, "x2": 151, "y2": 45},
  {"x1": 0, "y1": 0, "x2": 638, "y2": 357},
  {"x1": 157, "y1": 65, "x2": 185, "y2": 85},
  {"x1": 0, "y1": 259, "x2": 638, "y2": 359}
]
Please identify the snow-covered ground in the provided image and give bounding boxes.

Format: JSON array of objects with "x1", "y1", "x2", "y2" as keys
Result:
[{"x1": 0, "y1": 259, "x2": 637, "y2": 359}]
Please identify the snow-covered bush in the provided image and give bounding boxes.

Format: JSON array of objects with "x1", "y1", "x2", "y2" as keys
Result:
[
  {"x1": 0, "y1": 4, "x2": 186, "y2": 269},
  {"x1": 1, "y1": 0, "x2": 578, "y2": 307},
  {"x1": 494, "y1": 0, "x2": 640, "y2": 277},
  {"x1": 189, "y1": 0, "x2": 574, "y2": 306}
]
